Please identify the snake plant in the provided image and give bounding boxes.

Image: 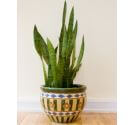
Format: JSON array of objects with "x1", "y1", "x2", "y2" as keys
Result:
[{"x1": 33, "y1": 1, "x2": 85, "y2": 88}]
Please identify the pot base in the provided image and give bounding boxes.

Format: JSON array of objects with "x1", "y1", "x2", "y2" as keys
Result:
[{"x1": 46, "y1": 112, "x2": 80, "y2": 123}]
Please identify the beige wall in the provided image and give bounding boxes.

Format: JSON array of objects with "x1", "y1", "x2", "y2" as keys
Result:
[{"x1": 18, "y1": 0, "x2": 116, "y2": 101}]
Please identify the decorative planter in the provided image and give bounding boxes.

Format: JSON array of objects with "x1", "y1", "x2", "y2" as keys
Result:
[{"x1": 40, "y1": 84, "x2": 87, "y2": 123}]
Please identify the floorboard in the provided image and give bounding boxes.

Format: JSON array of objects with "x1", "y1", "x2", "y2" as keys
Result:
[{"x1": 18, "y1": 112, "x2": 117, "y2": 125}]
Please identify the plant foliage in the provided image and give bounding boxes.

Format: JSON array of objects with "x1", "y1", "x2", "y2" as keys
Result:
[{"x1": 33, "y1": 1, "x2": 85, "y2": 88}]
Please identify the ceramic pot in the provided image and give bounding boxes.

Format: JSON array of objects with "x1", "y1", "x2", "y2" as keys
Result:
[{"x1": 40, "y1": 84, "x2": 87, "y2": 123}]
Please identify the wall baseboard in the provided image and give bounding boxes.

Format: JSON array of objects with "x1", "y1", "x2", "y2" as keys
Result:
[{"x1": 17, "y1": 97, "x2": 117, "y2": 112}]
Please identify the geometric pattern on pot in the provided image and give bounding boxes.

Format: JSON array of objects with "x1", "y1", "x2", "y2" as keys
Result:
[
  {"x1": 46, "y1": 112, "x2": 81, "y2": 123},
  {"x1": 41, "y1": 96, "x2": 85, "y2": 112},
  {"x1": 45, "y1": 110, "x2": 81, "y2": 116},
  {"x1": 41, "y1": 92, "x2": 86, "y2": 99},
  {"x1": 40, "y1": 92, "x2": 86, "y2": 123}
]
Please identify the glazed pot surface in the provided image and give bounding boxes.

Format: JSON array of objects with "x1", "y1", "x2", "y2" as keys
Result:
[{"x1": 40, "y1": 84, "x2": 87, "y2": 123}]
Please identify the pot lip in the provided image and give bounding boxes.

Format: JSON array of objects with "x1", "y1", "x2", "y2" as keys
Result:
[{"x1": 40, "y1": 84, "x2": 87, "y2": 93}]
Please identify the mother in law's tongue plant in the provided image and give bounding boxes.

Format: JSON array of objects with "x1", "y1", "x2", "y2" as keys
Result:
[{"x1": 33, "y1": 1, "x2": 87, "y2": 123}]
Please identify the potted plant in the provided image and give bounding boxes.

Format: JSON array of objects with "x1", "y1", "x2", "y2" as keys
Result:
[{"x1": 33, "y1": 1, "x2": 86, "y2": 123}]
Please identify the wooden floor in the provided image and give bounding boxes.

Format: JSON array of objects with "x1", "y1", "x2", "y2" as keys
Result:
[{"x1": 18, "y1": 112, "x2": 117, "y2": 125}]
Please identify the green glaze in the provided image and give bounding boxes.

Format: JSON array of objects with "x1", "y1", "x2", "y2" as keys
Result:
[{"x1": 40, "y1": 84, "x2": 86, "y2": 93}]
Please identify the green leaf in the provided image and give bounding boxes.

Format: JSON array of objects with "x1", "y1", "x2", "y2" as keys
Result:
[
  {"x1": 33, "y1": 25, "x2": 49, "y2": 64},
  {"x1": 67, "y1": 7, "x2": 74, "y2": 38},
  {"x1": 59, "y1": 1, "x2": 67, "y2": 59},
  {"x1": 62, "y1": 26, "x2": 67, "y2": 58},
  {"x1": 41, "y1": 58, "x2": 48, "y2": 86},
  {"x1": 56, "y1": 27, "x2": 68, "y2": 88},
  {"x1": 62, "y1": 1, "x2": 67, "y2": 26},
  {"x1": 47, "y1": 38, "x2": 57, "y2": 87},
  {"x1": 71, "y1": 21, "x2": 78, "y2": 68},
  {"x1": 47, "y1": 62, "x2": 53, "y2": 87},
  {"x1": 55, "y1": 46, "x2": 58, "y2": 54},
  {"x1": 66, "y1": 7, "x2": 74, "y2": 66},
  {"x1": 56, "y1": 58, "x2": 64, "y2": 88},
  {"x1": 72, "y1": 64, "x2": 82, "y2": 80},
  {"x1": 75, "y1": 36, "x2": 84, "y2": 69}
]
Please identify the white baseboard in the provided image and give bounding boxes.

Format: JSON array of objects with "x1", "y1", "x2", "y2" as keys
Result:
[{"x1": 17, "y1": 97, "x2": 117, "y2": 112}]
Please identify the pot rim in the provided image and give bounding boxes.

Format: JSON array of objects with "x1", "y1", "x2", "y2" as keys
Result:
[{"x1": 40, "y1": 84, "x2": 87, "y2": 93}]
